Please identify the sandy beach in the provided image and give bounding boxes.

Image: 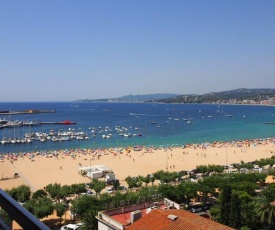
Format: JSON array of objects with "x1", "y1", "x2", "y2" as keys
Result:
[{"x1": 1, "y1": 138, "x2": 275, "y2": 192}]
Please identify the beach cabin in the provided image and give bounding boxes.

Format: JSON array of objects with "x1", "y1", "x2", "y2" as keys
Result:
[{"x1": 78, "y1": 165, "x2": 113, "y2": 179}]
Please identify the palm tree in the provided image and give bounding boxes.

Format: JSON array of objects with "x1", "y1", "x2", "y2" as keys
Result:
[
  {"x1": 254, "y1": 192, "x2": 275, "y2": 227},
  {"x1": 80, "y1": 209, "x2": 98, "y2": 230}
]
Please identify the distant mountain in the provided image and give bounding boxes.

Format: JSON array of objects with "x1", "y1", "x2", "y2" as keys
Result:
[
  {"x1": 150, "y1": 88, "x2": 275, "y2": 104},
  {"x1": 115, "y1": 93, "x2": 180, "y2": 102},
  {"x1": 74, "y1": 93, "x2": 179, "y2": 103},
  {"x1": 74, "y1": 89, "x2": 275, "y2": 104}
]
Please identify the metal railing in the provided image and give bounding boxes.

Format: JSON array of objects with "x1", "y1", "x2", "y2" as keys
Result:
[{"x1": 0, "y1": 189, "x2": 49, "y2": 230}]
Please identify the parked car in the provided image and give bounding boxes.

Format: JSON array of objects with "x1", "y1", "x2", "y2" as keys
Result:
[
  {"x1": 106, "y1": 186, "x2": 115, "y2": 194},
  {"x1": 117, "y1": 185, "x2": 127, "y2": 191},
  {"x1": 190, "y1": 204, "x2": 203, "y2": 213},
  {"x1": 253, "y1": 166, "x2": 262, "y2": 172},
  {"x1": 60, "y1": 223, "x2": 82, "y2": 230},
  {"x1": 203, "y1": 202, "x2": 214, "y2": 210},
  {"x1": 80, "y1": 190, "x2": 94, "y2": 196},
  {"x1": 86, "y1": 190, "x2": 94, "y2": 195}
]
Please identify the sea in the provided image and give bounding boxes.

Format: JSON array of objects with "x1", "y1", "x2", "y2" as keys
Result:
[{"x1": 0, "y1": 102, "x2": 275, "y2": 154}]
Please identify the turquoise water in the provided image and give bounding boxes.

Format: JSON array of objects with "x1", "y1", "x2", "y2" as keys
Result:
[{"x1": 0, "y1": 102, "x2": 275, "y2": 153}]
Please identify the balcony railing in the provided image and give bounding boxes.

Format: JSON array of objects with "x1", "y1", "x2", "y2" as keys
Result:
[{"x1": 0, "y1": 189, "x2": 49, "y2": 230}]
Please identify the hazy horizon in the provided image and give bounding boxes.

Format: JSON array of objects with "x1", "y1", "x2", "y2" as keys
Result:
[{"x1": 1, "y1": 1, "x2": 275, "y2": 102}]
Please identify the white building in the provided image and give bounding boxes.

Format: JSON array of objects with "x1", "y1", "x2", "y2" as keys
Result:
[{"x1": 78, "y1": 165, "x2": 112, "y2": 179}]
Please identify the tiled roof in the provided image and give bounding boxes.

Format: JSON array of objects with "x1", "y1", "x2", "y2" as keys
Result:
[{"x1": 127, "y1": 209, "x2": 235, "y2": 230}]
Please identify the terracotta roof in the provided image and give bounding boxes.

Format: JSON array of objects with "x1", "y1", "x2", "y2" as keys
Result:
[{"x1": 127, "y1": 209, "x2": 235, "y2": 230}]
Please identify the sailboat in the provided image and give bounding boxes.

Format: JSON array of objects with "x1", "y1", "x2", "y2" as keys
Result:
[{"x1": 1, "y1": 137, "x2": 8, "y2": 145}]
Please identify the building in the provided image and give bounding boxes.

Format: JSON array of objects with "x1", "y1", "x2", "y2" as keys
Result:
[
  {"x1": 78, "y1": 165, "x2": 113, "y2": 179},
  {"x1": 127, "y1": 209, "x2": 234, "y2": 230},
  {"x1": 96, "y1": 196, "x2": 233, "y2": 230}
]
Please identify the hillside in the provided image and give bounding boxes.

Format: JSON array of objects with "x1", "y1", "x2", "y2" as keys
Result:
[
  {"x1": 74, "y1": 89, "x2": 275, "y2": 104},
  {"x1": 150, "y1": 88, "x2": 275, "y2": 104},
  {"x1": 74, "y1": 93, "x2": 179, "y2": 103}
]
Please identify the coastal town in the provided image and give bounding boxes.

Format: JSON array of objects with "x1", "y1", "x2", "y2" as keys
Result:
[
  {"x1": 1, "y1": 137, "x2": 275, "y2": 229},
  {"x1": 1, "y1": 0, "x2": 275, "y2": 229}
]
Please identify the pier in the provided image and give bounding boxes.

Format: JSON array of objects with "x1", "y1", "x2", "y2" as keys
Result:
[
  {"x1": 0, "y1": 120, "x2": 76, "y2": 129},
  {"x1": 40, "y1": 121, "x2": 76, "y2": 125},
  {"x1": 264, "y1": 122, "x2": 275, "y2": 125},
  {"x1": 0, "y1": 109, "x2": 56, "y2": 115}
]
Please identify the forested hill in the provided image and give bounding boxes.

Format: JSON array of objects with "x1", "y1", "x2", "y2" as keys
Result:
[
  {"x1": 148, "y1": 88, "x2": 275, "y2": 104},
  {"x1": 74, "y1": 93, "x2": 179, "y2": 103}
]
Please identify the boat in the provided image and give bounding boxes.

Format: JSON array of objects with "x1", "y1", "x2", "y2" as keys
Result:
[
  {"x1": 1, "y1": 137, "x2": 8, "y2": 145},
  {"x1": 58, "y1": 120, "x2": 76, "y2": 125}
]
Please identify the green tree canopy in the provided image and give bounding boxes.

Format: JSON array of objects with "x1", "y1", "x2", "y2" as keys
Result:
[{"x1": 23, "y1": 197, "x2": 54, "y2": 219}]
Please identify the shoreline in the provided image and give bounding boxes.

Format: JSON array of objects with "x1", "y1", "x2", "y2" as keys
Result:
[{"x1": 1, "y1": 137, "x2": 275, "y2": 192}]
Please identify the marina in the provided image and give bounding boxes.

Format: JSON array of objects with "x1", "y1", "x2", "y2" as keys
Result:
[
  {"x1": 1, "y1": 129, "x2": 89, "y2": 145},
  {"x1": 0, "y1": 102, "x2": 275, "y2": 153}
]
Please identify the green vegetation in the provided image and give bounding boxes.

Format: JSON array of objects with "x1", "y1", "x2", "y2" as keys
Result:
[
  {"x1": 4, "y1": 156, "x2": 275, "y2": 229},
  {"x1": 151, "y1": 88, "x2": 275, "y2": 104}
]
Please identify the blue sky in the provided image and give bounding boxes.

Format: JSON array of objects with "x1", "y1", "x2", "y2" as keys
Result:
[{"x1": 0, "y1": 1, "x2": 274, "y2": 102}]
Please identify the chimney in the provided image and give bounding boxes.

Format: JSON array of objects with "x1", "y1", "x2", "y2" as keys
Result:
[
  {"x1": 167, "y1": 214, "x2": 178, "y2": 221},
  {"x1": 130, "y1": 210, "x2": 142, "y2": 223}
]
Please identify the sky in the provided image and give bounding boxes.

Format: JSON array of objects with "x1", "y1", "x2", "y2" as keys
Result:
[{"x1": 0, "y1": 0, "x2": 275, "y2": 102}]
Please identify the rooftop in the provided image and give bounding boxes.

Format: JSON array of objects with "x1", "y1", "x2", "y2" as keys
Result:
[
  {"x1": 97, "y1": 197, "x2": 233, "y2": 230},
  {"x1": 97, "y1": 197, "x2": 180, "y2": 229},
  {"x1": 127, "y1": 209, "x2": 235, "y2": 230}
]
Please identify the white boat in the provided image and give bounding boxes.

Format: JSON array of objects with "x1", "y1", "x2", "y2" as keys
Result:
[
  {"x1": 27, "y1": 138, "x2": 32, "y2": 143},
  {"x1": 1, "y1": 137, "x2": 8, "y2": 145}
]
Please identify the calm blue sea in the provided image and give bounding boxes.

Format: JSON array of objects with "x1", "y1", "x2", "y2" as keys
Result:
[{"x1": 0, "y1": 102, "x2": 275, "y2": 154}]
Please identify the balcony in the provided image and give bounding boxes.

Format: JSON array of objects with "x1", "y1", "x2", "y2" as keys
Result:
[{"x1": 0, "y1": 189, "x2": 49, "y2": 230}]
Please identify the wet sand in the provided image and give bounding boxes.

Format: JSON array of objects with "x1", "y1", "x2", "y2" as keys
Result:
[{"x1": 1, "y1": 138, "x2": 275, "y2": 192}]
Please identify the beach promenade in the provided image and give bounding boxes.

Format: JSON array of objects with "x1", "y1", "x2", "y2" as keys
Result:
[{"x1": 1, "y1": 138, "x2": 275, "y2": 192}]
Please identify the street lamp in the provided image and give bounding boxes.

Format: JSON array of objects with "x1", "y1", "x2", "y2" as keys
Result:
[
  {"x1": 90, "y1": 158, "x2": 92, "y2": 185},
  {"x1": 166, "y1": 150, "x2": 168, "y2": 171}
]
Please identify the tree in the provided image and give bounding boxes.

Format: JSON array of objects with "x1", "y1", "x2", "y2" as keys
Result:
[
  {"x1": 6, "y1": 185, "x2": 31, "y2": 203},
  {"x1": 141, "y1": 175, "x2": 150, "y2": 187},
  {"x1": 232, "y1": 191, "x2": 256, "y2": 229},
  {"x1": 23, "y1": 197, "x2": 54, "y2": 219},
  {"x1": 60, "y1": 185, "x2": 72, "y2": 199},
  {"x1": 45, "y1": 183, "x2": 62, "y2": 199},
  {"x1": 55, "y1": 203, "x2": 67, "y2": 225},
  {"x1": 125, "y1": 176, "x2": 138, "y2": 189},
  {"x1": 229, "y1": 193, "x2": 241, "y2": 229},
  {"x1": 92, "y1": 179, "x2": 106, "y2": 196},
  {"x1": 210, "y1": 207, "x2": 220, "y2": 222},
  {"x1": 32, "y1": 189, "x2": 47, "y2": 199},
  {"x1": 231, "y1": 181, "x2": 258, "y2": 196},
  {"x1": 17, "y1": 185, "x2": 31, "y2": 203},
  {"x1": 254, "y1": 190, "x2": 275, "y2": 227},
  {"x1": 220, "y1": 185, "x2": 232, "y2": 225},
  {"x1": 80, "y1": 209, "x2": 98, "y2": 230},
  {"x1": 178, "y1": 181, "x2": 198, "y2": 209},
  {"x1": 157, "y1": 184, "x2": 181, "y2": 203},
  {"x1": 71, "y1": 183, "x2": 86, "y2": 194},
  {"x1": 112, "y1": 179, "x2": 120, "y2": 190},
  {"x1": 149, "y1": 175, "x2": 155, "y2": 186}
]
